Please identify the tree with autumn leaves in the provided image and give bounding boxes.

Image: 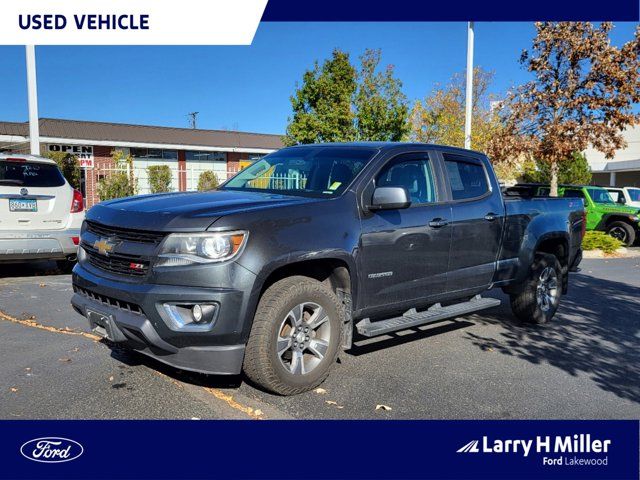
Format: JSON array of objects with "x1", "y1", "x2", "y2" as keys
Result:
[
  {"x1": 493, "y1": 22, "x2": 640, "y2": 195},
  {"x1": 285, "y1": 23, "x2": 640, "y2": 192}
]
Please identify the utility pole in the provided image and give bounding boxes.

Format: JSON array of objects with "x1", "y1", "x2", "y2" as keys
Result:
[
  {"x1": 464, "y1": 21, "x2": 474, "y2": 150},
  {"x1": 188, "y1": 112, "x2": 199, "y2": 129},
  {"x1": 25, "y1": 45, "x2": 40, "y2": 155}
]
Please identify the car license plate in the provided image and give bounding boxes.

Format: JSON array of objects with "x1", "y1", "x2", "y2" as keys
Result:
[
  {"x1": 86, "y1": 309, "x2": 116, "y2": 340},
  {"x1": 9, "y1": 198, "x2": 37, "y2": 212}
]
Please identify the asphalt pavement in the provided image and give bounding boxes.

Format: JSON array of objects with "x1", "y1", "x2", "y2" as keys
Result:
[{"x1": 1, "y1": 256, "x2": 638, "y2": 420}]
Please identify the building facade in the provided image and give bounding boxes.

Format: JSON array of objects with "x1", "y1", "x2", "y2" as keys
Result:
[
  {"x1": 587, "y1": 125, "x2": 640, "y2": 187},
  {"x1": 0, "y1": 118, "x2": 283, "y2": 206}
]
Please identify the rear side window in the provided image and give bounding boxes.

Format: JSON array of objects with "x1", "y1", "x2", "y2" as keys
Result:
[
  {"x1": 0, "y1": 161, "x2": 65, "y2": 187},
  {"x1": 443, "y1": 154, "x2": 489, "y2": 200}
]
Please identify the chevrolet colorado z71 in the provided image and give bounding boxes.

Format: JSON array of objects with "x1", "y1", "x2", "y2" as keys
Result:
[{"x1": 71, "y1": 143, "x2": 584, "y2": 395}]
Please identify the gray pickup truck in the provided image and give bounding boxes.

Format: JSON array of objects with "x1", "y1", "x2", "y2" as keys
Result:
[{"x1": 71, "y1": 143, "x2": 584, "y2": 395}]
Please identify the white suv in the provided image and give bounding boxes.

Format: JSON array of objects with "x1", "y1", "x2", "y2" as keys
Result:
[
  {"x1": 0, "y1": 153, "x2": 84, "y2": 272},
  {"x1": 606, "y1": 186, "x2": 640, "y2": 209}
]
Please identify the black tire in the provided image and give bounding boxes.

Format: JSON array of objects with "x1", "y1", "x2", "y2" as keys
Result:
[
  {"x1": 509, "y1": 253, "x2": 563, "y2": 324},
  {"x1": 56, "y1": 259, "x2": 76, "y2": 274},
  {"x1": 243, "y1": 276, "x2": 343, "y2": 396},
  {"x1": 606, "y1": 221, "x2": 635, "y2": 246}
]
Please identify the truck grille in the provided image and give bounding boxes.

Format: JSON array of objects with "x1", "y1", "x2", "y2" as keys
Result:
[
  {"x1": 85, "y1": 221, "x2": 166, "y2": 245},
  {"x1": 83, "y1": 244, "x2": 150, "y2": 277}
]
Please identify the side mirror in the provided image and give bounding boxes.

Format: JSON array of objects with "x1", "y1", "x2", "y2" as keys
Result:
[{"x1": 370, "y1": 186, "x2": 411, "y2": 210}]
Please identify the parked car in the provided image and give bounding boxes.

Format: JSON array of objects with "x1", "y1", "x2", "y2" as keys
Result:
[
  {"x1": 509, "y1": 183, "x2": 640, "y2": 246},
  {"x1": 71, "y1": 143, "x2": 583, "y2": 395},
  {"x1": 606, "y1": 186, "x2": 640, "y2": 209},
  {"x1": 0, "y1": 153, "x2": 84, "y2": 271}
]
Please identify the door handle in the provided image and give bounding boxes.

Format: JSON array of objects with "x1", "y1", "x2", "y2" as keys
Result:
[
  {"x1": 484, "y1": 213, "x2": 498, "y2": 222},
  {"x1": 429, "y1": 218, "x2": 449, "y2": 228}
]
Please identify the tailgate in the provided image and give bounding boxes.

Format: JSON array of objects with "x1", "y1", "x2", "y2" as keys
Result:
[{"x1": 0, "y1": 160, "x2": 72, "y2": 231}]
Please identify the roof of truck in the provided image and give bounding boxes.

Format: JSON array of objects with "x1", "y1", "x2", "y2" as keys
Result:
[{"x1": 284, "y1": 142, "x2": 488, "y2": 156}]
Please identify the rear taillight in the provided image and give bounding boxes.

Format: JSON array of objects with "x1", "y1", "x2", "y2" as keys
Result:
[{"x1": 71, "y1": 189, "x2": 84, "y2": 213}]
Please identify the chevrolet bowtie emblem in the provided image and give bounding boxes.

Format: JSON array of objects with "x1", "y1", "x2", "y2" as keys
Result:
[{"x1": 93, "y1": 238, "x2": 119, "y2": 256}]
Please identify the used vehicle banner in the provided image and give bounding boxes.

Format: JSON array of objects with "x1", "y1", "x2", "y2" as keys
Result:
[
  {"x1": 1, "y1": 0, "x2": 637, "y2": 45},
  {"x1": 1, "y1": 420, "x2": 638, "y2": 479}
]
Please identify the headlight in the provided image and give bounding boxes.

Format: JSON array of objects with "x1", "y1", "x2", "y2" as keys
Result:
[{"x1": 155, "y1": 231, "x2": 248, "y2": 267}]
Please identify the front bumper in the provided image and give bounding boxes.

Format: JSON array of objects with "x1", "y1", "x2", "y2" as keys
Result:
[
  {"x1": 0, "y1": 228, "x2": 79, "y2": 261},
  {"x1": 71, "y1": 263, "x2": 255, "y2": 375}
]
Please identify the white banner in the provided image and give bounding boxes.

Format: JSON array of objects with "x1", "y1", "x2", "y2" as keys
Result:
[{"x1": 0, "y1": 0, "x2": 268, "y2": 45}]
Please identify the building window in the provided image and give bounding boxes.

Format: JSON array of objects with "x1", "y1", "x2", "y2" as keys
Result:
[
  {"x1": 185, "y1": 151, "x2": 226, "y2": 162},
  {"x1": 130, "y1": 148, "x2": 178, "y2": 160}
]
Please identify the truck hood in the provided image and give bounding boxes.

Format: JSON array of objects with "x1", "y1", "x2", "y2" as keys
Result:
[{"x1": 87, "y1": 190, "x2": 315, "y2": 231}]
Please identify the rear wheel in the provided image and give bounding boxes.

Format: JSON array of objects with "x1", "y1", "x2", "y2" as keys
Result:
[
  {"x1": 509, "y1": 253, "x2": 562, "y2": 324},
  {"x1": 243, "y1": 276, "x2": 342, "y2": 395},
  {"x1": 606, "y1": 221, "x2": 635, "y2": 246}
]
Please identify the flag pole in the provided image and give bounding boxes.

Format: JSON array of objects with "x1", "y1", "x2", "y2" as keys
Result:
[
  {"x1": 464, "y1": 22, "x2": 474, "y2": 150},
  {"x1": 25, "y1": 45, "x2": 40, "y2": 155}
]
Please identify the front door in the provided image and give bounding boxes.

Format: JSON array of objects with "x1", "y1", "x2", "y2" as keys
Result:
[
  {"x1": 441, "y1": 152, "x2": 503, "y2": 292},
  {"x1": 359, "y1": 152, "x2": 452, "y2": 310}
]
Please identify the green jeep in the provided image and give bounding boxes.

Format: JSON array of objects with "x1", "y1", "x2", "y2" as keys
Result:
[{"x1": 512, "y1": 184, "x2": 640, "y2": 246}]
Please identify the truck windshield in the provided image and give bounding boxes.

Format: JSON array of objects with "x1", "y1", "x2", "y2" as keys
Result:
[
  {"x1": 586, "y1": 188, "x2": 615, "y2": 204},
  {"x1": 628, "y1": 188, "x2": 640, "y2": 202},
  {"x1": 221, "y1": 146, "x2": 377, "y2": 198}
]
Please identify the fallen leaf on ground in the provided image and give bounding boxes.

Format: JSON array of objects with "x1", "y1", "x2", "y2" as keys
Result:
[
  {"x1": 314, "y1": 388, "x2": 327, "y2": 394},
  {"x1": 58, "y1": 358, "x2": 71, "y2": 363},
  {"x1": 109, "y1": 376, "x2": 114, "y2": 382},
  {"x1": 39, "y1": 283, "x2": 46, "y2": 288},
  {"x1": 376, "y1": 404, "x2": 392, "y2": 411},
  {"x1": 254, "y1": 409, "x2": 263, "y2": 416},
  {"x1": 24, "y1": 368, "x2": 31, "y2": 372},
  {"x1": 10, "y1": 387, "x2": 18, "y2": 393},
  {"x1": 325, "y1": 400, "x2": 344, "y2": 409}
]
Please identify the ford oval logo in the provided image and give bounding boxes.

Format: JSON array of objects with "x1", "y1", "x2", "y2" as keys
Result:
[{"x1": 20, "y1": 437, "x2": 84, "y2": 463}]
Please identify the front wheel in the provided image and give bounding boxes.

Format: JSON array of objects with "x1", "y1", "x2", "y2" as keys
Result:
[
  {"x1": 606, "y1": 221, "x2": 635, "y2": 246},
  {"x1": 509, "y1": 253, "x2": 563, "y2": 324},
  {"x1": 243, "y1": 276, "x2": 343, "y2": 395}
]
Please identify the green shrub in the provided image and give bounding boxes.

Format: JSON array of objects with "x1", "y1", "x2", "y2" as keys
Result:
[
  {"x1": 197, "y1": 170, "x2": 219, "y2": 191},
  {"x1": 98, "y1": 172, "x2": 136, "y2": 201},
  {"x1": 147, "y1": 165, "x2": 172, "y2": 193},
  {"x1": 582, "y1": 231, "x2": 623, "y2": 254},
  {"x1": 46, "y1": 151, "x2": 81, "y2": 190},
  {"x1": 97, "y1": 150, "x2": 137, "y2": 201}
]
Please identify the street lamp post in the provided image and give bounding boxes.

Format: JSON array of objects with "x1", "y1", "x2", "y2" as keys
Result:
[
  {"x1": 464, "y1": 22, "x2": 474, "y2": 150},
  {"x1": 25, "y1": 45, "x2": 40, "y2": 155}
]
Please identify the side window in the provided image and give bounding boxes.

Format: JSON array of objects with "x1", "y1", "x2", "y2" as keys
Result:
[
  {"x1": 443, "y1": 154, "x2": 489, "y2": 200},
  {"x1": 375, "y1": 154, "x2": 436, "y2": 204},
  {"x1": 608, "y1": 190, "x2": 623, "y2": 203},
  {"x1": 563, "y1": 189, "x2": 585, "y2": 199}
]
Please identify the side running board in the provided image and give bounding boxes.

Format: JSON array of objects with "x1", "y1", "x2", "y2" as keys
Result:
[{"x1": 355, "y1": 295, "x2": 501, "y2": 338}]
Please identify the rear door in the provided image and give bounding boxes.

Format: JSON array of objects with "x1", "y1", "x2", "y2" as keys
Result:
[
  {"x1": 0, "y1": 158, "x2": 72, "y2": 231},
  {"x1": 440, "y1": 152, "x2": 504, "y2": 292},
  {"x1": 359, "y1": 151, "x2": 452, "y2": 309}
]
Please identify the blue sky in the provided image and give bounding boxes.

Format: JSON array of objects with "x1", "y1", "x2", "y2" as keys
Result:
[{"x1": 0, "y1": 22, "x2": 637, "y2": 135}]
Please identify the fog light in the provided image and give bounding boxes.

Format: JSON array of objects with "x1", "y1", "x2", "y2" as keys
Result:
[
  {"x1": 192, "y1": 304, "x2": 203, "y2": 322},
  {"x1": 159, "y1": 302, "x2": 217, "y2": 331}
]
